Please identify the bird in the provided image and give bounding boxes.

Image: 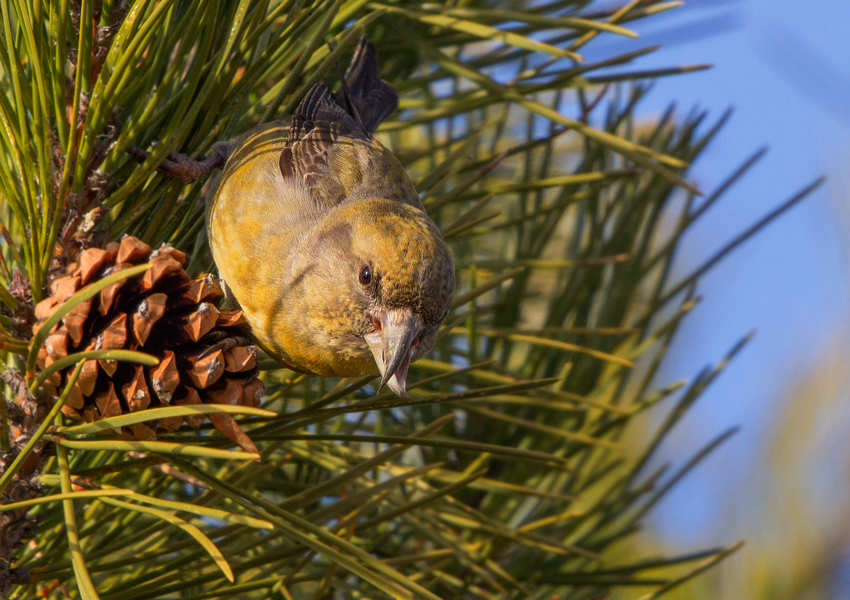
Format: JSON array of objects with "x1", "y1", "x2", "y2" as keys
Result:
[{"x1": 205, "y1": 36, "x2": 455, "y2": 396}]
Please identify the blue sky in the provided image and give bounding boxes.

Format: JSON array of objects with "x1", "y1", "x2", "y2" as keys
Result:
[{"x1": 591, "y1": 0, "x2": 850, "y2": 559}]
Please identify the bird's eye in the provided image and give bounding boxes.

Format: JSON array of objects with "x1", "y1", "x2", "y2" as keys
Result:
[{"x1": 358, "y1": 265, "x2": 372, "y2": 286}]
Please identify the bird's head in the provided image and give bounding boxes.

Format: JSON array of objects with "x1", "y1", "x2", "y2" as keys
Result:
[{"x1": 300, "y1": 199, "x2": 454, "y2": 396}]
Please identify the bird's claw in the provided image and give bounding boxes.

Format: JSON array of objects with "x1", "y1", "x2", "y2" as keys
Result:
[
  {"x1": 126, "y1": 143, "x2": 231, "y2": 184},
  {"x1": 197, "y1": 333, "x2": 252, "y2": 359}
]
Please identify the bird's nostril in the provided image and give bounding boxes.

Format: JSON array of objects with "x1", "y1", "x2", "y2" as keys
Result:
[
  {"x1": 373, "y1": 317, "x2": 382, "y2": 332},
  {"x1": 411, "y1": 337, "x2": 420, "y2": 347}
]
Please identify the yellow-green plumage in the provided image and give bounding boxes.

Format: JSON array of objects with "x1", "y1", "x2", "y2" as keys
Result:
[{"x1": 206, "y1": 37, "x2": 454, "y2": 394}]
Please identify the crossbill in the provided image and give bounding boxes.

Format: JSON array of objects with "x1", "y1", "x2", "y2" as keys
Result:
[{"x1": 206, "y1": 37, "x2": 455, "y2": 396}]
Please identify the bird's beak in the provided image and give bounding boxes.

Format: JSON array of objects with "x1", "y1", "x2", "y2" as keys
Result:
[{"x1": 364, "y1": 309, "x2": 421, "y2": 397}]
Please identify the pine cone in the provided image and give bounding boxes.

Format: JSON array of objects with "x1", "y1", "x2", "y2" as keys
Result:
[{"x1": 32, "y1": 236, "x2": 264, "y2": 453}]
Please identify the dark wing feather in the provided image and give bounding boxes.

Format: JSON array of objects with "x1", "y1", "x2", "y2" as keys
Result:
[
  {"x1": 279, "y1": 83, "x2": 356, "y2": 186},
  {"x1": 336, "y1": 36, "x2": 399, "y2": 133},
  {"x1": 279, "y1": 37, "x2": 399, "y2": 204}
]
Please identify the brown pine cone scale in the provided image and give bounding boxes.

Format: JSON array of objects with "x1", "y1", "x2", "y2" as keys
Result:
[{"x1": 32, "y1": 236, "x2": 264, "y2": 453}]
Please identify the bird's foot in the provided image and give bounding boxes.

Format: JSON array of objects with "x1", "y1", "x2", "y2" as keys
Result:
[
  {"x1": 197, "y1": 332, "x2": 254, "y2": 359},
  {"x1": 126, "y1": 142, "x2": 233, "y2": 183}
]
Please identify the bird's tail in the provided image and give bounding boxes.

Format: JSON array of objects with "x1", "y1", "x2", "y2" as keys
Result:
[{"x1": 334, "y1": 36, "x2": 398, "y2": 134}]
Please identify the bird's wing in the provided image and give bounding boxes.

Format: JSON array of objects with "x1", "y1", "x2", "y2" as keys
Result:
[
  {"x1": 335, "y1": 36, "x2": 398, "y2": 134},
  {"x1": 278, "y1": 37, "x2": 415, "y2": 209},
  {"x1": 278, "y1": 83, "x2": 359, "y2": 203}
]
